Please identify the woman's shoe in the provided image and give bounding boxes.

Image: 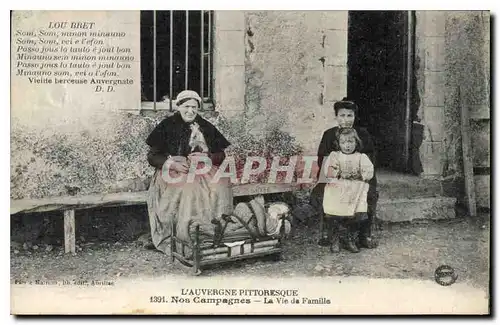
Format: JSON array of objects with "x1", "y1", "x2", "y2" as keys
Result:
[
  {"x1": 318, "y1": 237, "x2": 330, "y2": 247},
  {"x1": 358, "y1": 219, "x2": 378, "y2": 249},
  {"x1": 359, "y1": 236, "x2": 378, "y2": 249}
]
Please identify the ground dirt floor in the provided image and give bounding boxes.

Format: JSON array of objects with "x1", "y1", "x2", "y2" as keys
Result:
[{"x1": 11, "y1": 206, "x2": 490, "y2": 294}]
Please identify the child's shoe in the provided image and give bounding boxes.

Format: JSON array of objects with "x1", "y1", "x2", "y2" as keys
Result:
[
  {"x1": 344, "y1": 234, "x2": 360, "y2": 253},
  {"x1": 343, "y1": 222, "x2": 360, "y2": 253}
]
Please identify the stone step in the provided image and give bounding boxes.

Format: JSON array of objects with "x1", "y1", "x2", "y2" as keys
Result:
[
  {"x1": 377, "y1": 169, "x2": 443, "y2": 200},
  {"x1": 290, "y1": 169, "x2": 457, "y2": 223},
  {"x1": 377, "y1": 196, "x2": 457, "y2": 223},
  {"x1": 375, "y1": 170, "x2": 458, "y2": 222}
]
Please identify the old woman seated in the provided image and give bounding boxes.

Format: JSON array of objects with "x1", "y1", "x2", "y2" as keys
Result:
[{"x1": 145, "y1": 90, "x2": 233, "y2": 254}]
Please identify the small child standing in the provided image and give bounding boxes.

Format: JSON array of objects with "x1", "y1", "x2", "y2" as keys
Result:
[{"x1": 322, "y1": 128, "x2": 374, "y2": 253}]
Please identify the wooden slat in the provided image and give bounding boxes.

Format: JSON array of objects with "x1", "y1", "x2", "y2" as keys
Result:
[
  {"x1": 199, "y1": 249, "x2": 282, "y2": 267},
  {"x1": 202, "y1": 253, "x2": 228, "y2": 260},
  {"x1": 10, "y1": 183, "x2": 300, "y2": 215},
  {"x1": 254, "y1": 239, "x2": 278, "y2": 248},
  {"x1": 174, "y1": 237, "x2": 192, "y2": 247},
  {"x1": 172, "y1": 251, "x2": 194, "y2": 267},
  {"x1": 201, "y1": 247, "x2": 227, "y2": 256},
  {"x1": 193, "y1": 224, "x2": 201, "y2": 275},
  {"x1": 10, "y1": 191, "x2": 148, "y2": 215},
  {"x1": 64, "y1": 210, "x2": 76, "y2": 254},
  {"x1": 459, "y1": 87, "x2": 477, "y2": 217},
  {"x1": 233, "y1": 183, "x2": 298, "y2": 197}
]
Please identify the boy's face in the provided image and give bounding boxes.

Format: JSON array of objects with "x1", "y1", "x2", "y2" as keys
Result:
[
  {"x1": 339, "y1": 134, "x2": 356, "y2": 154},
  {"x1": 336, "y1": 108, "x2": 355, "y2": 128}
]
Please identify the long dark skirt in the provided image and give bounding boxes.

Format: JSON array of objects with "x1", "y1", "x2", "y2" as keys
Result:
[{"x1": 147, "y1": 167, "x2": 234, "y2": 255}]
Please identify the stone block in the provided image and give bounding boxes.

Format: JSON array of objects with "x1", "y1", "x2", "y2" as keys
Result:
[
  {"x1": 215, "y1": 30, "x2": 245, "y2": 66},
  {"x1": 324, "y1": 65, "x2": 347, "y2": 102},
  {"x1": 470, "y1": 104, "x2": 490, "y2": 120},
  {"x1": 212, "y1": 64, "x2": 223, "y2": 107},
  {"x1": 419, "y1": 141, "x2": 443, "y2": 176},
  {"x1": 424, "y1": 36, "x2": 446, "y2": 72},
  {"x1": 247, "y1": 46, "x2": 325, "y2": 114},
  {"x1": 215, "y1": 65, "x2": 245, "y2": 111},
  {"x1": 215, "y1": 10, "x2": 245, "y2": 31},
  {"x1": 471, "y1": 119, "x2": 490, "y2": 168},
  {"x1": 423, "y1": 71, "x2": 445, "y2": 107},
  {"x1": 378, "y1": 197, "x2": 456, "y2": 222},
  {"x1": 245, "y1": 11, "x2": 309, "y2": 33},
  {"x1": 441, "y1": 175, "x2": 465, "y2": 206},
  {"x1": 301, "y1": 11, "x2": 325, "y2": 30},
  {"x1": 474, "y1": 175, "x2": 490, "y2": 209},
  {"x1": 442, "y1": 174, "x2": 491, "y2": 210},
  {"x1": 247, "y1": 18, "x2": 324, "y2": 56},
  {"x1": 218, "y1": 109, "x2": 245, "y2": 119},
  {"x1": 377, "y1": 171, "x2": 443, "y2": 200},
  {"x1": 324, "y1": 29, "x2": 348, "y2": 67},
  {"x1": 419, "y1": 10, "x2": 446, "y2": 37},
  {"x1": 320, "y1": 11, "x2": 348, "y2": 30},
  {"x1": 422, "y1": 106, "x2": 445, "y2": 142}
]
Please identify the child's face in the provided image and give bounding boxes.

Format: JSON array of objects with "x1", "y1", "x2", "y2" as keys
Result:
[
  {"x1": 336, "y1": 108, "x2": 355, "y2": 128},
  {"x1": 339, "y1": 134, "x2": 356, "y2": 154}
]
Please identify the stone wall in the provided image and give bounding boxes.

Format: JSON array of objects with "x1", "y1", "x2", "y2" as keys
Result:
[
  {"x1": 11, "y1": 111, "x2": 158, "y2": 199},
  {"x1": 224, "y1": 11, "x2": 349, "y2": 156},
  {"x1": 12, "y1": 11, "x2": 489, "y2": 206},
  {"x1": 11, "y1": 10, "x2": 320, "y2": 200},
  {"x1": 11, "y1": 11, "x2": 323, "y2": 199},
  {"x1": 415, "y1": 11, "x2": 490, "y2": 207},
  {"x1": 414, "y1": 11, "x2": 447, "y2": 177},
  {"x1": 11, "y1": 11, "x2": 146, "y2": 200}
]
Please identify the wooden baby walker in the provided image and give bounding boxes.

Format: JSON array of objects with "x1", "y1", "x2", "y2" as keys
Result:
[{"x1": 170, "y1": 201, "x2": 293, "y2": 275}]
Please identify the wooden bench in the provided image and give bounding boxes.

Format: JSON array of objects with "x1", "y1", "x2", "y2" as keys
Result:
[{"x1": 10, "y1": 183, "x2": 301, "y2": 254}]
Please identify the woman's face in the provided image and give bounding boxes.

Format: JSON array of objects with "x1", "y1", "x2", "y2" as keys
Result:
[
  {"x1": 336, "y1": 108, "x2": 355, "y2": 128},
  {"x1": 178, "y1": 99, "x2": 199, "y2": 123}
]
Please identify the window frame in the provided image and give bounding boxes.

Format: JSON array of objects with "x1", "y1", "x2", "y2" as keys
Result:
[{"x1": 139, "y1": 10, "x2": 215, "y2": 112}]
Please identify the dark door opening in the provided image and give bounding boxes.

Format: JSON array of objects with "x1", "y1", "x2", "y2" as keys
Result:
[{"x1": 347, "y1": 11, "x2": 418, "y2": 173}]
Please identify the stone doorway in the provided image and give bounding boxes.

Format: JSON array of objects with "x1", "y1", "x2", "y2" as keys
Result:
[{"x1": 347, "y1": 11, "x2": 420, "y2": 174}]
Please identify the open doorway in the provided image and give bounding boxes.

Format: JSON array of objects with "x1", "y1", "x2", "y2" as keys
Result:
[{"x1": 347, "y1": 11, "x2": 419, "y2": 173}]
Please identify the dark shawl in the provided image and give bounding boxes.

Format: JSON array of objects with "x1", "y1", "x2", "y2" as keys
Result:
[{"x1": 146, "y1": 112, "x2": 230, "y2": 169}]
